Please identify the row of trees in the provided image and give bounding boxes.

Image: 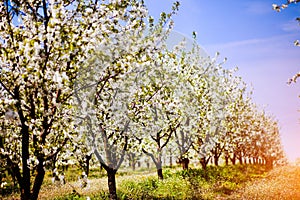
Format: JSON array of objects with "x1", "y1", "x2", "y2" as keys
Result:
[{"x1": 0, "y1": 0, "x2": 286, "y2": 199}]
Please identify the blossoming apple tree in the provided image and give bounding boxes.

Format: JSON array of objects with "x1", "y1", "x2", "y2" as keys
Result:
[
  {"x1": 73, "y1": 1, "x2": 181, "y2": 198},
  {"x1": 132, "y1": 49, "x2": 182, "y2": 180}
]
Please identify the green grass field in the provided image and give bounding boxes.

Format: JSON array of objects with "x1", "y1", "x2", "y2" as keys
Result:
[{"x1": 2, "y1": 164, "x2": 300, "y2": 200}]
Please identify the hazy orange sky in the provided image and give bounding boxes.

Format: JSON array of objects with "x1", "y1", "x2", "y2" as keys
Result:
[{"x1": 146, "y1": 0, "x2": 300, "y2": 162}]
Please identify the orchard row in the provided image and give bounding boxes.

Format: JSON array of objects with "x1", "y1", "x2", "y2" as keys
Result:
[{"x1": 0, "y1": 1, "x2": 286, "y2": 199}]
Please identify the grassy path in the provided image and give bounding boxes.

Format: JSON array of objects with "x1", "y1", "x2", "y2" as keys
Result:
[{"x1": 228, "y1": 165, "x2": 300, "y2": 200}]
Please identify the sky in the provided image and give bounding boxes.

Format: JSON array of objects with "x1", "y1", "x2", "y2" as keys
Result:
[{"x1": 145, "y1": 0, "x2": 300, "y2": 162}]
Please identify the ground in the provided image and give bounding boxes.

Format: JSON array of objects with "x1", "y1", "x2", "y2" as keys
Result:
[
  {"x1": 228, "y1": 165, "x2": 300, "y2": 200},
  {"x1": 2, "y1": 165, "x2": 300, "y2": 199}
]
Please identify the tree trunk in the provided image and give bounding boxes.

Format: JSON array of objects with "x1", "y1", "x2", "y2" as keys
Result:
[
  {"x1": 214, "y1": 155, "x2": 219, "y2": 166},
  {"x1": 224, "y1": 152, "x2": 229, "y2": 165},
  {"x1": 253, "y1": 157, "x2": 257, "y2": 164},
  {"x1": 245, "y1": 158, "x2": 251, "y2": 164},
  {"x1": 200, "y1": 158, "x2": 207, "y2": 170},
  {"x1": 31, "y1": 160, "x2": 45, "y2": 200},
  {"x1": 85, "y1": 155, "x2": 92, "y2": 177},
  {"x1": 258, "y1": 158, "x2": 262, "y2": 165},
  {"x1": 157, "y1": 168, "x2": 163, "y2": 180},
  {"x1": 131, "y1": 161, "x2": 136, "y2": 171},
  {"x1": 155, "y1": 158, "x2": 164, "y2": 180},
  {"x1": 21, "y1": 125, "x2": 30, "y2": 200},
  {"x1": 169, "y1": 155, "x2": 173, "y2": 167},
  {"x1": 137, "y1": 161, "x2": 141, "y2": 168},
  {"x1": 107, "y1": 168, "x2": 117, "y2": 200},
  {"x1": 238, "y1": 156, "x2": 243, "y2": 165},
  {"x1": 180, "y1": 158, "x2": 189, "y2": 170},
  {"x1": 230, "y1": 153, "x2": 236, "y2": 165},
  {"x1": 225, "y1": 157, "x2": 229, "y2": 165},
  {"x1": 148, "y1": 152, "x2": 163, "y2": 180},
  {"x1": 128, "y1": 153, "x2": 136, "y2": 171}
]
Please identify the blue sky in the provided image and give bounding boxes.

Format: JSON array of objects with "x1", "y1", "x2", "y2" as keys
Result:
[{"x1": 145, "y1": 0, "x2": 300, "y2": 162}]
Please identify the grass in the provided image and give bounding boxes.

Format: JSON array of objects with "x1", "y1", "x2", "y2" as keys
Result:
[
  {"x1": 40, "y1": 164, "x2": 268, "y2": 200},
  {"x1": 4, "y1": 164, "x2": 300, "y2": 200}
]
